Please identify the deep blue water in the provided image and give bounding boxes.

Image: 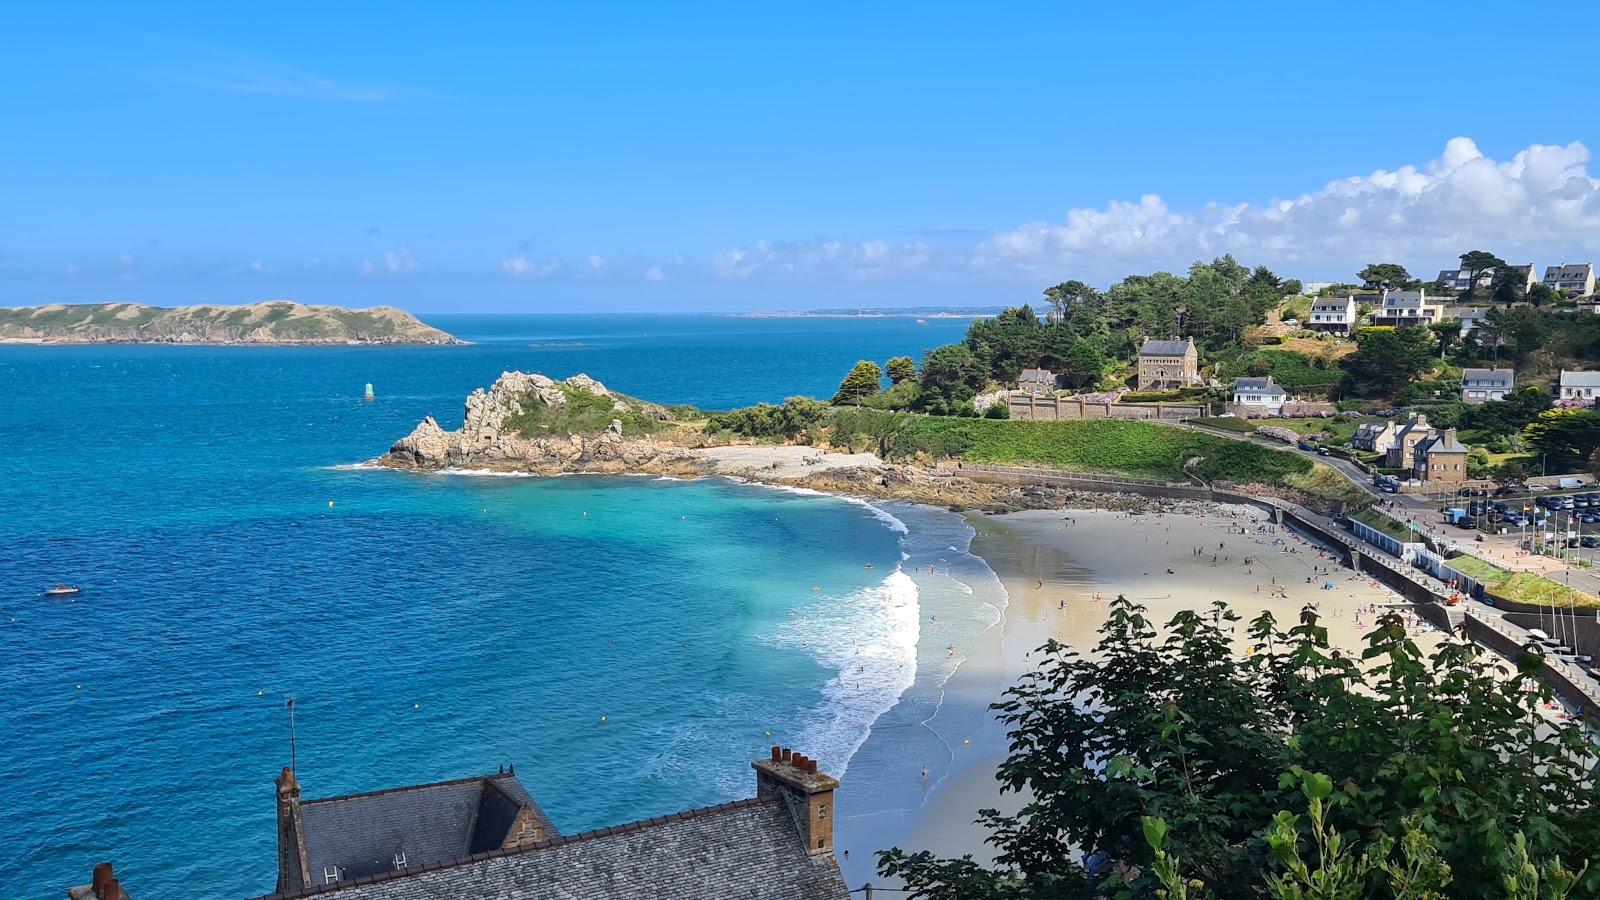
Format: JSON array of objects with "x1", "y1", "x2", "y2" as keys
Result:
[{"x1": 0, "y1": 314, "x2": 979, "y2": 900}]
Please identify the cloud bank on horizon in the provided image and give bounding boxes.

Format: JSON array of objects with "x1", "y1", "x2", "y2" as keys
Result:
[{"x1": 702, "y1": 137, "x2": 1600, "y2": 284}]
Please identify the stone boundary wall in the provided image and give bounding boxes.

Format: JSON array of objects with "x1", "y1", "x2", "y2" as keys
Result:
[
  {"x1": 1006, "y1": 393, "x2": 1208, "y2": 422},
  {"x1": 1462, "y1": 614, "x2": 1598, "y2": 723}
]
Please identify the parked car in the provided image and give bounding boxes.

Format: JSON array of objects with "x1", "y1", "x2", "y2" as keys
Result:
[
  {"x1": 1529, "y1": 484, "x2": 1550, "y2": 492},
  {"x1": 1455, "y1": 518, "x2": 1477, "y2": 530},
  {"x1": 1581, "y1": 536, "x2": 1599, "y2": 549},
  {"x1": 1317, "y1": 447, "x2": 1332, "y2": 457}
]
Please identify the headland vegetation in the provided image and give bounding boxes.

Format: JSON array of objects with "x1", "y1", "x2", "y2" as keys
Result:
[{"x1": 0, "y1": 301, "x2": 461, "y2": 345}]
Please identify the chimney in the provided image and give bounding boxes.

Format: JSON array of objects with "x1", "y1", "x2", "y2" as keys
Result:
[
  {"x1": 66, "y1": 862, "x2": 127, "y2": 900},
  {"x1": 753, "y1": 748, "x2": 840, "y2": 862},
  {"x1": 275, "y1": 767, "x2": 312, "y2": 895}
]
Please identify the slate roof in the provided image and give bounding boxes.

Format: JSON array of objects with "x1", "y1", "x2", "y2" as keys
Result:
[
  {"x1": 1309, "y1": 298, "x2": 1353, "y2": 312},
  {"x1": 1139, "y1": 338, "x2": 1193, "y2": 357},
  {"x1": 1561, "y1": 371, "x2": 1600, "y2": 388},
  {"x1": 1461, "y1": 368, "x2": 1514, "y2": 388},
  {"x1": 256, "y1": 798, "x2": 850, "y2": 900},
  {"x1": 1417, "y1": 432, "x2": 1467, "y2": 454},
  {"x1": 298, "y1": 774, "x2": 557, "y2": 883},
  {"x1": 1233, "y1": 377, "x2": 1286, "y2": 397}
]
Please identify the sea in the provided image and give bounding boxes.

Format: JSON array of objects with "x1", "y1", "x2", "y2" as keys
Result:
[{"x1": 0, "y1": 314, "x2": 1011, "y2": 900}]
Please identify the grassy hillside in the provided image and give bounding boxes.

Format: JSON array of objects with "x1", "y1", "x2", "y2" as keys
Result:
[{"x1": 830, "y1": 412, "x2": 1315, "y2": 485}]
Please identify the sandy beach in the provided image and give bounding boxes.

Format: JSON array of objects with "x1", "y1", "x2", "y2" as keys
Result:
[{"x1": 838, "y1": 501, "x2": 1446, "y2": 888}]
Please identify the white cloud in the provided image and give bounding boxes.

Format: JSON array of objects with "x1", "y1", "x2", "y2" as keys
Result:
[
  {"x1": 501, "y1": 256, "x2": 561, "y2": 278},
  {"x1": 249, "y1": 259, "x2": 269, "y2": 274},
  {"x1": 711, "y1": 238, "x2": 937, "y2": 280},
  {"x1": 384, "y1": 249, "x2": 418, "y2": 275},
  {"x1": 645, "y1": 265, "x2": 668, "y2": 281},
  {"x1": 588, "y1": 255, "x2": 606, "y2": 270},
  {"x1": 977, "y1": 137, "x2": 1600, "y2": 278},
  {"x1": 164, "y1": 43, "x2": 409, "y2": 102}
]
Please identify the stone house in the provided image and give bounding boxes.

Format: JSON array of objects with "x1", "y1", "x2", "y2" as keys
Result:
[
  {"x1": 1230, "y1": 376, "x2": 1287, "y2": 416},
  {"x1": 1413, "y1": 428, "x2": 1469, "y2": 485},
  {"x1": 1384, "y1": 414, "x2": 1434, "y2": 469},
  {"x1": 1460, "y1": 367, "x2": 1514, "y2": 404},
  {"x1": 1556, "y1": 370, "x2": 1600, "y2": 406},
  {"x1": 245, "y1": 751, "x2": 849, "y2": 900},
  {"x1": 1136, "y1": 337, "x2": 1199, "y2": 390},
  {"x1": 1353, "y1": 419, "x2": 1403, "y2": 455},
  {"x1": 1017, "y1": 367, "x2": 1060, "y2": 394}
]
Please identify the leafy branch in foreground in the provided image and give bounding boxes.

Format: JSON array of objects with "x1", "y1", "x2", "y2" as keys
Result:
[{"x1": 877, "y1": 595, "x2": 1599, "y2": 899}]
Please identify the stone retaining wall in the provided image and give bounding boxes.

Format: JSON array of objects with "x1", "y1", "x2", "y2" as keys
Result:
[{"x1": 1006, "y1": 394, "x2": 1208, "y2": 421}]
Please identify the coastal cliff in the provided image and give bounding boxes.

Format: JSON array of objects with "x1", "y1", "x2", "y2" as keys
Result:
[
  {"x1": 376, "y1": 371, "x2": 1184, "y2": 512},
  {"x1": 0, "y1": 301, "x2": 461, "y2": 344}
]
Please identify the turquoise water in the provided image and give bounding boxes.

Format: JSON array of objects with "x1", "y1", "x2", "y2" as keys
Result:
[{"x1": 0, "y1": 314, "x2": 1000, "y2": 899}]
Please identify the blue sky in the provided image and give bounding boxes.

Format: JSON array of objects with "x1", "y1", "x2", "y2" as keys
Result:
[{"x1": 2, "y1": 1, "x2": 1598, "y2": 312}]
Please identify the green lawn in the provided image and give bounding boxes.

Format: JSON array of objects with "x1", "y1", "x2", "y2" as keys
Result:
[
  {"x1": 1444, "y1": 555, "x2": 1510, "y2": 585},
  {"x1": 1352, "y1": 508, "x2": 1413, "y2": 542},
  {"x1": 1491, "y1": 572, "x2": 1600, "y2": 609}
]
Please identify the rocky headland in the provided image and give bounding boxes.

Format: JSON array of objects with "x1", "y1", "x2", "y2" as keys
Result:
[
  {"x1": 0, "y1": 302, "x2": 461, "y2": 345},
  {"x1": 375, "y1": 371, "x2": 1213, "y2": 514}
]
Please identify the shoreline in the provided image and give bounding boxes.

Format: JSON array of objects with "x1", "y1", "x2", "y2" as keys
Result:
[{"x1": 835, "y1": 502, "x2": 1447, "y2": 888}]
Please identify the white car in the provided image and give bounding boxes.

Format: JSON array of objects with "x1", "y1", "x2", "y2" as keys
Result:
[{"x1": 1528, "y1": 484, "x2": 1550, "y2": 492}]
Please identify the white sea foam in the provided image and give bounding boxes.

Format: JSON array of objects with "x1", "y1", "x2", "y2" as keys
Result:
[
  {"x1": 763, "y1": 569, "x2": 921, "y2": 782},
  {"x1": 740, "y1": 480, "x2": 911, "y2": 536},
  {"x1": 434, "y1": 467, "x2": 539, "y2": 478},
  {"x1": 326, "y1": 461, "x2": 382, "y2": 471}
]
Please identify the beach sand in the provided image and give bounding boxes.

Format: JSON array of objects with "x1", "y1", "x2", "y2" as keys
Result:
[{"x1": 838, "y1": 503, "x2": 1445, "y2": 888}]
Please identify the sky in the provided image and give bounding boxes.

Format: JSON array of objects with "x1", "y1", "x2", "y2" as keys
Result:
[{"x1": 2, "y1": 1, "x2": 1598, "y2": 313}]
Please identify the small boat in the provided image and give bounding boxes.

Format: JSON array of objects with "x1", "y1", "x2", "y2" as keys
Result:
[{"x1": 43, "y1": 584, "x2": 81, "y2": 597}]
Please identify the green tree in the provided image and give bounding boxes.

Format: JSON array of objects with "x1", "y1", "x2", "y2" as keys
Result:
[
  {"x1": 1357, "y1": 262, "x2": 1412, "y2": 291},
  {"x1": 1458, "y1": 250, "x2": 1507, "y2": 303},
  {"x1": 1060, "y1": 338, "x2": 1106, "y2": 389},
  {"x1": 878, "y1": 597, "x2": 1600, "y2": 899},
  {"x1": 1281, "y1": 278, "x2": 1303, "y2": 297},
  {"x1": 1487, "y1": 306, "x2": 1553, "y2": 367},
  {"x1": 885, "y1": 355, "x2": 917, "y2": 384},
  {"x1": 1429, "y1": 318, "x2": 1463, "y2": 360},
  {"x1": 1528, "y1": 282, "x2": 1559, "y2": 307},
  {"x1": 830, "y1": 360, "x2": 883, "y2": 405},
  {"x1": 1523, "y1": 408, "x2": 1600, "y2": 472},
  {"x1": 1043, "y1": 280, "x2": 1100, "y2": 327},
  {"x1": 1339, "y1": 327, "x2": 1435, "y2": 400},
  {"x1": 917, "y1": 343, "x2": 983, "y2": 411}
]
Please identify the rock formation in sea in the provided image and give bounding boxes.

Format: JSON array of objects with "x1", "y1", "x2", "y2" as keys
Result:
[{"x1": 0, "y1": 301, "x2": 462, "y2": 344}]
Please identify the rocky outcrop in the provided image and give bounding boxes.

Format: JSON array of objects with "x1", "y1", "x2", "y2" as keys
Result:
[
  {"x1": 0, "y1": 302, "x2": 461, "y2": 344},
  {"x1": 380, "y1": 371, "x2": 671, "y2": 473}
]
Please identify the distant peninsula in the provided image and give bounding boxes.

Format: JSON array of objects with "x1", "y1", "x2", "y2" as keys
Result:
[
  {"x1": 726, "y1": 306, "x2": 1004, "y2": 319},
  {"x1": 0, "y1": 302, "x2": 461, "y2": 345}
]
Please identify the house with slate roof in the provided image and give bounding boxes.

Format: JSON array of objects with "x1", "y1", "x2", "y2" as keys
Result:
[
  {"x1": 1384, "y1": 413, "x2": 1433, "y2": 470},
  {"x1": 1306, "y1": 295, "x2": 1356, "y2": 335},
  {"x1": 1557, "y1": 370, "x2": 1600, "y2": 406},
  {"x1": 1460, "y1": 367, "x2": 1514, "y2": 404},
  {"x1": 1017, "y1": 367, "x2": 1060, "y2": 394},
  {"x1": 1230, "y1": 376, "x2": 1287, "y2": 416},
  {"x1": 252, "y1": 748, "x2": 849, "y2": 900},
  {"x1": 1353, "y1": 419, "x2": 1402, "y2": 455},
  {"x1": 1412, "y1": 428, "x2": 1469, "y2": 485},
  {"x1": 1136, "y1": 337, "x2": 1199, "y2": 390},
  {"x1": 1543, "y1": 263, "x2": 1595, "y2": 297}
]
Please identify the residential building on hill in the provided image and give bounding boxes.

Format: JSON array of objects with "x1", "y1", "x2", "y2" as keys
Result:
[
  {"x1": 1435, "y1": 268, "x2": 1494, "y2": 293},
  {"x1": 1017, "y1": 367, "x2": 1060, "y2": 394},
  {"x1": 1369, "y1": 290, "x2": 1442, "y2": 327},
  {"x1": 1460, "y1": 367, "x2": 1514, "y2": 404},
  {"x1": 1353, "y1": 419, "x2": 1403, "y2": 455},
  {"x1": 1556, "y1": 370, "x2": 1600, "y2": 406},
  {"x1": 1306, "y1": 295, "x2": 1357, "y2": 335},
  {"x1": 1413, "y1": 428, "x2": 1469, "y2": 485},
  {"x1": 1384, "y1": 414, "x2": 1433, "y2": 469},
  {"x1": 1136, "y1": 337, "x2": 1199, "y2": 390},
  {"x1": 247, "y1": 750, "x2": 850, "y2": 900},
  {"x1": 1230, "y1": 376, "x2": 1287, "y2": 416},
  {"x1": 1441, "y1": 306, "x2": 1491, "y2": 336},
  {"x1": 1543, "y1": 263, "x2": 1596, "y2": 297}
]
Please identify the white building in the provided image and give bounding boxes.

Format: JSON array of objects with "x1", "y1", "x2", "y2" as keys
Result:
[
  {"x1": 1543, "y1": 263, "x2": 1595, "y2": 297},
  {"x1": 1370, "y1": 290, "x2": 1442, "y2": 327},
  {"x1": 1231, "y1": 376, "x2": 1287, "y2": 416},
  {"x1": 1556, "y1": 370, "x2": 1600, "y2": 406},
  {"x1": 1460, "y1": 367, "x2": 1514, "y2": 404},
  {"x1": 1306, "y1": 295, "x2": 1357, "y2": 334},
  {"x1": 1442, "y1": 306, "x2": 1491, "y2": 336}
]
